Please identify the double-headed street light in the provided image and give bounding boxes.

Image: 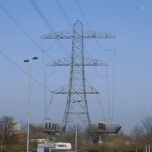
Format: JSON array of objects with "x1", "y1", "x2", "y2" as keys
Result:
[
  {"x1": 24, "y1": 56, "x2": 38, "y2": 152},
  {"x1": 73, "y1": 100, "x2": 81, "y2": 151}
]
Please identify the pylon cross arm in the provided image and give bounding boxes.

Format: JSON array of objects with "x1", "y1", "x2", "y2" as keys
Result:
[
  {"x1": 41, "y1": 31, "x2": 116, "y2": 39},
  {"x1": 52, "y1": 85, "x2": 99, "y2": 94},
  {"x1": 47, "y1": 58, "x2": 108, "y2": 66},
  {"x1": 83, "y1": 31, "x2": 116, "y2": 39},
  {"x1": 47, "y1": 58, "x2": 71, "y2": 66}
]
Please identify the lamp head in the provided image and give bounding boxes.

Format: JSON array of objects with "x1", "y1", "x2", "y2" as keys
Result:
[
  {"x1": 24, "y1": 59, "x2": 30, "y2": 62},
  {"x1": 33, "y1": 57, "x2": 38, "y2": 60}
]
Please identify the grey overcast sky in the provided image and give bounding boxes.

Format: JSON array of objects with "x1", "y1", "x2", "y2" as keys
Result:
[{"x1": 0, "y1": 0, "x2": 152, "y2": 134}]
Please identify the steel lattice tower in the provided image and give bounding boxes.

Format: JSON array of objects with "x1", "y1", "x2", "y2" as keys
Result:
[{"x1": 41, "y1": 20, "x2": 116, "y2": 131}]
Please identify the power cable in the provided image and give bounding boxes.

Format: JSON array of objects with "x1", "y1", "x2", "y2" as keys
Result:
[
  {"x1": 44, "y1": 39, "x2": 56, "y2": 52},
  {"x1": 0, "y1": 3, "x2": 53, "y2": 61},
  {"x1": 0, "y1": 2, "x2": 56, "y2": 125},
  {"x1": 111, "y1": 44, "x2": 116, "y2": 120},
  {"x1": 56, "y1": 0, "x2": 92, "y2": 59},
  {"x1": 29, "y1": 0, "x2": 54, "y2": 31},
  {"x1": 74, "y1": 0, "x2": 92, "y2": 30},
  {"x1": 46, "y1": 93, "x2": 55, "y2": 118},
  {"x1": 54, "y1": 0, "x2": 93, "y2": 61},
  {"x1": 29, "y1": 0, "x2": 70, "y2": 57},
  {"x1": 0, "y1": 2, "x2": 54, "y2": 97},
  {"x1": 66, "y1": 0, "x2": 79, "y2": 20},
  {"x1": 95, "y1": 39, "x2": 116, "y2": 52},
  {"x1": 74, "y1": 0, "x2": 116, "y2": 121},
  {"x1": 0, "y1": 50, "x2": 53, "y2": 93},
  {"x1": 56, "y1": 0, "x2": 107, "y2": 120},
  {"x1": 94, "y1": 66, "x2": 108, "y2": 78},
  {"x1": 106, "y1": 67, "x2": 111, "y2": 120},
  {"x1": 29, "y1": 0, "x2": 71, "y2": 120},
  {"x1": 42, "y1": 39, "x2": 47, "y2": 119},
  {"x1": 29, "y1": 0, "x2": 115, "y2": 122},
  {"x1": 96, "y1": 94, "x2": 105, "y2": 120},
  {"x1": 74, "y1": 0, "x2": 115, "y2": 52},
  {"x1": 56, "y1": 0, "x2": 72, "y2": 28},
  {"x1": 94, "y1": 66, "x2": 111, "y2": 119}
]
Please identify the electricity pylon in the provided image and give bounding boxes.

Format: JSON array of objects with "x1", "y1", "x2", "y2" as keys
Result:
[{"x1": 41, "y1": 20, "x2": 116, "y2": 131}]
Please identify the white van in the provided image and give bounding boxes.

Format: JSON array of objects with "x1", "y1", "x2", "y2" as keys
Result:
[{"x1": 37, "y1": 142, "x2": 72, "y2": 152}]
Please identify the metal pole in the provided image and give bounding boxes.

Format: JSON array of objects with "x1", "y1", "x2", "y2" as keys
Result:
[
  {"x1": 24, "y1": 56, "x2": 38, "y2": 152},
  {"x1": 73, "y1": 100, "x2": 80, "y2": 151},
  {"x1": 27, "y1": 59, "x2": 32, "y2": 152},
  {"x1": 75, "y1": 101, "x2": 77, "y2": 151}
]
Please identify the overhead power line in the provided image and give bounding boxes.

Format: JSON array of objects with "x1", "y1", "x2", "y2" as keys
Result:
[
  {"x1": 74, "y1": 0, "x2": 116, "y2": 120},
  {"x1": 74, "y1": 0, "x2": 115, "y2": 51},
  {"x1": 66, "y1": 0, "x2": 79, "y2": 20},
  {"x1": 0, "y1": 3, "x2": 53, "y2": 61},
  {"x1": 55, "y1": 0, "x2": 92, "y2": 59},
  {"x1": 29, "y1": 0, "x2": 70, "y2": 57},
  {"x1": 29, "y1": 0, "x2": 55, "y2": 32},
  {"x1": 0, "y1": 3, "x2": 54, "y2": 93},
  {"x1": 56, "y1": 0, "x2": 72, "y2": 28},
  {"x1": 74, "y1": 0, "x2": 92, "y2": 30},
  {"x1": 0, "y1": 50, "x2": 53, "y2": 93}
]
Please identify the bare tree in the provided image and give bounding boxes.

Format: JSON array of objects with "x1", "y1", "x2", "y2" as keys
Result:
[
  {"x1": 141, "y1": 116, "x2": 152, "y2": 143},
  {"x1": 0, "y1": 116, "x2": 16, "y2": 152},
  {"x1": 131, "y1": 125, "x2": 145, "y2": 152},
  {"x1": 20, "y1": 121, "x2": 27, "y2": 133}
]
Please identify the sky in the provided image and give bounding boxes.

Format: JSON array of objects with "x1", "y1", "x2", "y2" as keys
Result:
[{"x1": 0, "y1": 0, "x2": 152, "y2": 135}]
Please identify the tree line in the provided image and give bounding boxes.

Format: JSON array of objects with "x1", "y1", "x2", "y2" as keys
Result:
[{"x1": 0, "y1": 115, "x2": 152, "y2": 152}]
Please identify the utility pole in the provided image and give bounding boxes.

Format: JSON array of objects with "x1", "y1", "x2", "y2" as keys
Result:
[{"x1": 41, "y1": 20, "x2": 116, "y2": 131}]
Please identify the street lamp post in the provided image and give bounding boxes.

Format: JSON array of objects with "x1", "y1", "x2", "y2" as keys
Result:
[
  {"x1": 24, "y1": 56, "x2": 38, "y2": 152},
  {"x1": 73, "y1": 100, "x2": 81, "y2": 151}
]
